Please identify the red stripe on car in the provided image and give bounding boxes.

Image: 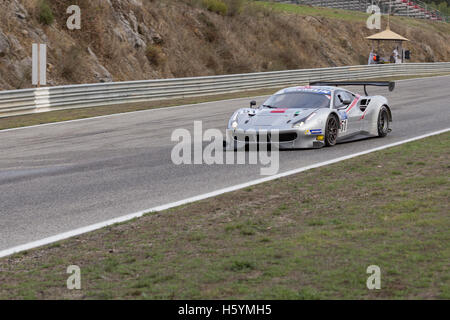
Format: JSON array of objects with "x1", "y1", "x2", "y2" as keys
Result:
[
  {"x1": 346, "y1": 95, "x2": 360, "y2": 113},
  {"x1": 360, "y1": 109, "x2": 368, "y2": 120},
  {"x1": 271, "y1": 108, "x2": 287, "y2": 113}
]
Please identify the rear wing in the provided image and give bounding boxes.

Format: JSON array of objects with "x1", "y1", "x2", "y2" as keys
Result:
[{"x1": 309, "y1": 81, "x2": 395, "y2": 96}]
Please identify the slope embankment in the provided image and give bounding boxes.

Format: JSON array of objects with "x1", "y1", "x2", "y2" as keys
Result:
[{"x1": 0, "y1": 0, "x2": 449, "y2": 90}]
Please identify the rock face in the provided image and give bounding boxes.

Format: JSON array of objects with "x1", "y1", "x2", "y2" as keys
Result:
[
  {"x1": 0, "y1": 0, "x2": 449, "y2": 90},
  {"x1": 115, "y1": 11, "x2": 146, "y2": 48},
  {"x1": 88, "y1": 47, "x2": 113, "y2": 83},
  {"x1": 0, "y1": 31, "x2": 10, "y2": 57}
]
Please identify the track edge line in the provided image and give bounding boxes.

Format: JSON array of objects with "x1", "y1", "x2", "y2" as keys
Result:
[{"x1": 1, "y1": 127, "x2": 449, "y2": 258}]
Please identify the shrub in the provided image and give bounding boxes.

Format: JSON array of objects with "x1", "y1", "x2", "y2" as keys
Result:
[
  {"x1": 61, "y1": 46, "x2": 83, "y2": 81},
  {"x1": 38, "y1": 0, "x2": 54, "y2": 25},
  {"x1": 145, "y1": 45, "x2": 166, "y2": 66},
  {"x1": 201, "y1": 0, "x2": 228, "y2": 16},
  {"x1": 224, "y1": 0, "x2": 244, "y2": 16},
  {"x1": 198, "y1": 13, "x2": 220, "y2": 42}
]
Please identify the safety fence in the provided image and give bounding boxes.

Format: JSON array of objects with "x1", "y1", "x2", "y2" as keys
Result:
[{"x1": 0, "y1": 62, "x2": 449, "y2": 118}]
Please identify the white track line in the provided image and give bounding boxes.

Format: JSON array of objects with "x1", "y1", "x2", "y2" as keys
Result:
[
  {"x1": 0, "y1": 128, "x2": 448, "y2": 258},
  {"x1": 1, "y1": 74, "x2": 449, "y2": 133}
]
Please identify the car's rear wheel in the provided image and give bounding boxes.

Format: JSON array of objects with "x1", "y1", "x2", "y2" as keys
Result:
[
  {"x1": 377, "y1": 106, "x2": 390, "y2": 137},
  {"x1": 325, "y1": 115, "x2": 339, "y2": 147}
]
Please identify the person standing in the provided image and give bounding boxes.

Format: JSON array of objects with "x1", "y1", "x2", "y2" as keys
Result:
[
  {"x1": 368, "y1": 50, "x2": 376, "y2": 65},
  {"x1": 389, "y1": 52, "x2": 395, "y2": 63},
  {"x1": 393, "y1": 47, "x2": 400, "y2": 63}
]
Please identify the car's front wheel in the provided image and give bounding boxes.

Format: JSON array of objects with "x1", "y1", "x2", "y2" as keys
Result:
[
  {"x1": 325, "y1": 114, "x2": 339, "y2": 147},
  {"x1": 377, "y1": 106, "x2": 390, "y2": 137}
]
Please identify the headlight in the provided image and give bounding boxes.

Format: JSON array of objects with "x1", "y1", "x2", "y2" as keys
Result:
[
  {"x1": 231, "y1": 121, "x2": 238, "y2": 129},
  {"x1": 292, "y1": 112, "x2": 317, "y2": 128}
]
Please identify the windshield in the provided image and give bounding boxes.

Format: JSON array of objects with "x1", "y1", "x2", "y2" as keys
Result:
[{"x1": 263, "y1": 92, "x2": 331, "y2": 109}]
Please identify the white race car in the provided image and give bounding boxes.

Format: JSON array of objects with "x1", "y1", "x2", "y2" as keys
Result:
[{"x1": 225, "y1": 81, "x2": 394, "y2": 149}]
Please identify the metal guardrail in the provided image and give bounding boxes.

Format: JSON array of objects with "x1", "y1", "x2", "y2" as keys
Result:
[{"x1": 0, "y1": 62, "x2": 449, "y2": 118}]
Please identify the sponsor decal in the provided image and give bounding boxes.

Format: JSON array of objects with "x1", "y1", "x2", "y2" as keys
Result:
[
  {"x1": 340, "y1": 119, "x2": 348, "y2": 133},
  {"x1": 338, "y1": 110, "x2": 348, "y2": 120},
  {"x1": 289, "y1": 87, "x2": 331, "y2": 95},
  {"x1": 306, "y1": 129, "x2": 323, "y2": 135}
]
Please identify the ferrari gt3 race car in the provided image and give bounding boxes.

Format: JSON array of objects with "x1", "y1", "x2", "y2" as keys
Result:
[{"x1": 225, "y1": 81, "x2": 394, "y2": 149}]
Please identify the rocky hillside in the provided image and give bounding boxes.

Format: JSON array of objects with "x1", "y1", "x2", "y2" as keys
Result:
[{"x1": 0, "y1": 0, "x2": 449, "y2": 90}]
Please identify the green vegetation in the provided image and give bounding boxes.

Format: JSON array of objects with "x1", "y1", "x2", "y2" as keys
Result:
[
  {"x1": 145, "y1": 45, "x2": 166, "y2": 66},
  {"x1": 255, "y1": 1, "x2": 450, "y2": 30},
  {"x1": 254, "y1": 1, "x2": 370, "y2": 22},
  {"x1": 201, "y1": 0, "x2": 229, "y2": 15},
  {"x1": 38, "y1": 0, "x2": 54, "y2": 25},
  {"x1": 197, "y1": 0, "x2": 244, "y2": 16},
  {"x1": 423, "y1": 1, "x2": 450, "y2": 16},
  {"x1": 225, "y1": 0, "x2": 245, "y2": 16},
  {"x1": 0, "y1": 132, "x2": 448, "y2": 299},
  {"x1": 259, "y1": 0, "x2": 449, "y2": 18},
  {"x1": 252, "y1": 0, "x2": 450, "y2": 45}
]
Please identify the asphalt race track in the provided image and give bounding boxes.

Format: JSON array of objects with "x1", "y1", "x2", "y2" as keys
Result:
[{"x1": 0, "y1": 76, "x2": 449, "y2": 251}]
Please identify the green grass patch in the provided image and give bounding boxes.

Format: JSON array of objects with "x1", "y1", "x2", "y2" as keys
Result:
[
  {"x1": 256, "y1": 1, "x2": 370, "y2": 22},
  {"x1": 38, "y1": 0, "x2": 54, "y2": 25},
  {"x1": 255, "y1": 1, "x2": 450, "y2": 32}
]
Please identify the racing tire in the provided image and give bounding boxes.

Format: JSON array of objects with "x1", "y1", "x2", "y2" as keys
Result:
[
  {"x1": 377, "y1": 106, "x2": 390, "y2": 137},
  {"x1": 325, "y1": 114, "x2": 339, "y2": 147}
]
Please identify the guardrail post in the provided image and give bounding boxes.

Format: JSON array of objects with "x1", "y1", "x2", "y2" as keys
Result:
[{"x1": 32, "y1": 44, "x2": 47, "y2": 87}]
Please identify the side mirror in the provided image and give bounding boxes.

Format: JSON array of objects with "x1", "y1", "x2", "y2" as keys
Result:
[
  {"x1": 250, "y1": 100, "x2": 257, "y2": 108},
  {"x1": 342, "y1": 98, "x2": 352, "y2": 105},
  {"x1": 388, "y1": 82, "x2": 395, "y2": 92}
]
